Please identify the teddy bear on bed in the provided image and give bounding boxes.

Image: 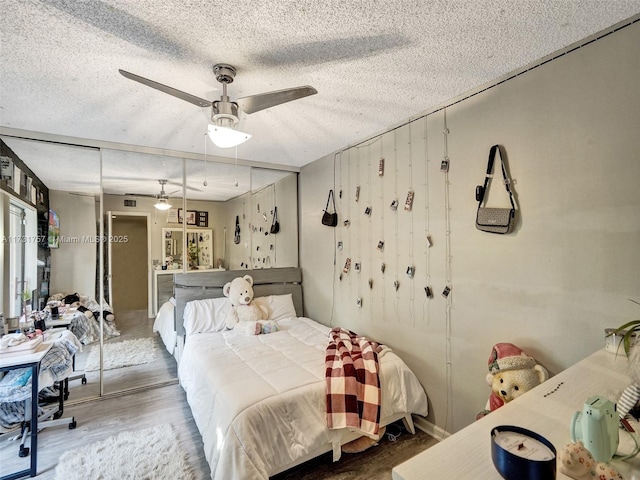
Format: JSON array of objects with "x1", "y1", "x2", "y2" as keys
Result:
[
  {"x1": 476, "y1": 342, "x2": 549, "y2": 420},
  {"x1": 223, "y1": 275, "x2": 279, "y2": 335}
]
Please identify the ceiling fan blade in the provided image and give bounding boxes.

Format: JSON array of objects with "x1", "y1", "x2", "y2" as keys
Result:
[
  {"x1": 119, "y1": 69, "x2": 212, "y2": 108},
  {"x1": 166, "y1": 181, "x2": 202, "y2": 192},
  {"x1": 125, "y1": 192, "x2": 158, "y2": 198},
  {"x1": 237, "y1": 86, "x2": 317, "y2": 114}
]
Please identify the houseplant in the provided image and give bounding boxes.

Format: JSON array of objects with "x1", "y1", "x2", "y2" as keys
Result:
[
  {"x1": 187, "y1": 243, "x2": 200, "y2": 270},
  {"x1": 606, "y1": 299, "x2": 640, "y2": 356}
]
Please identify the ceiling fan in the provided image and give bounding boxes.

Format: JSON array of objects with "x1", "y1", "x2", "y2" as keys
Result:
[
  {"x1": 119, "y1": 64, "x2": 318, "y2": 148},
  {"x1": 125, "y1": 180, "x2": 174, "y2": 210}
]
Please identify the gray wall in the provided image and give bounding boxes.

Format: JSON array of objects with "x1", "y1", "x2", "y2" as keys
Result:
[{"x1": 299, "y1": 22, "x2": 640, "y2": 434}]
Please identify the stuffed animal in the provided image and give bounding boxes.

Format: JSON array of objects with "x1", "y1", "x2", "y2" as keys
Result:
[
  {"x1": 617, "y1": 345, "x2": 640, "y2": 420},
  {"x1": 223, "y1": 275, "x2": 278, "y2": 335},
  {"x1": 559, "y1": 440, "x2": 623, "y2": 480},
  {"x1": 62, "y1": 293, "x2": 80, "y2": 306},
  {"x1": 476, "y1": 342, "x2": 549, "y2": 419},
  {"x1": 71, "y1": 305, "x2": 115, "y2": 323}
]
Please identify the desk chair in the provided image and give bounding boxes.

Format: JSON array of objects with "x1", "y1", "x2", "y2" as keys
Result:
[{"x1": 16, "y1": 381, "x2": 76, "y2": 457}]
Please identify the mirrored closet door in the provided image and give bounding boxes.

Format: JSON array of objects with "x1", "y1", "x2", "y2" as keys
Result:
[
  {"x1": 101, "y1": 150, "x2": 185, "y2": 396},
  {"x1": 0, "y1": 137, "x2": 102, "y2": 402},
  {"x1": 1, "y1": 134, "x2": 300, "y2": 404}
]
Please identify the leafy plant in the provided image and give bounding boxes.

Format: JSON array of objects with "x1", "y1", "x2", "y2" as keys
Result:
[
  {"x1": 607, "y1": 299, "x2": 640, "y2": 356},
  {"x1": 187, "y1": 243, "x2": 200, "y2": 267}
]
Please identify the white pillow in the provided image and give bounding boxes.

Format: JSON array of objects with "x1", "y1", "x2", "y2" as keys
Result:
[
  {"x1": 254, "y1": 294, "x2": 297, "y2": 321},
  {"x1": 183, "y1": 297, "x2": 231, "y2": 335}
]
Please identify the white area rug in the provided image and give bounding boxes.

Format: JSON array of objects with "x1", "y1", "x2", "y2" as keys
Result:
[
  {"x1": 84, "y1": 337, "x2": 158, "y2": 372},
  {"x1": 55, "y1": 424, "x2": 193, "y2": 480}
]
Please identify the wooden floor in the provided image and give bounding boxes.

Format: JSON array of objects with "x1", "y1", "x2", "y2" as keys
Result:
[
  {"x1": 69, "y1": 309, "x2": 178, "y2": 402},
  {"x1": 1, "y1": 309, "x2": 437, "y2": 479},
  {"x1": 272, "y1": 424, "x2": 438, "y2": 480},
  {"x1": 1, "y1": 383, "x2": 212, "y2": 479}
]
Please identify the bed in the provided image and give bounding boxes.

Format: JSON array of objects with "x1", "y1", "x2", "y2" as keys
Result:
[
  {"x1": 153, "y1": 297, "x2": 178, "y2": 356},
  {"x1": 175, "y1": 268, "x2": 429, "y2": 480}
]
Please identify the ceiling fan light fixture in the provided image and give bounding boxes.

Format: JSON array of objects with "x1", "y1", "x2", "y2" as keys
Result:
[
  {"x1": 207, "y1": 123, "x2": 251, "y2": 149},
  {"x1": 154, "y1": 198, "x2": 172, "y2": 210}
]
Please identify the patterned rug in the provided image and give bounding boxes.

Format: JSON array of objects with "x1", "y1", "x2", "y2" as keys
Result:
[
  {"x1": 84, "y1": 337, "x2": 158, "y2": 372},
  {"x1": 55, "y1": 424, "x2": 193, "y2": 480}
]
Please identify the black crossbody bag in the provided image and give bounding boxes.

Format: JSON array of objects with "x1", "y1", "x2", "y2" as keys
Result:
[
  {"x1": 322, "y1": 189, "x2": 338, "y2": 227},
  {"x1": 270, "y1": 207, "x2": 280, "y2": 234},
  {"x1": 475, "y1": 145, "x2": 515, "y2": 234}
]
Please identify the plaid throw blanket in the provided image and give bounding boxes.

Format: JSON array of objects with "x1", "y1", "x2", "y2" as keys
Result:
[{"x1": 325, "y1": 327, "x2": 384, "y2": 437}]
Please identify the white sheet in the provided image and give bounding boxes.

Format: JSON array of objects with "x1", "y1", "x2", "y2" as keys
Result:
[
  {"x1": 153, "y1": 300, "x2": 177, "y2": 354},
  {"x1": 178, "y1": 317, "x2": 428, "y2": 480}
]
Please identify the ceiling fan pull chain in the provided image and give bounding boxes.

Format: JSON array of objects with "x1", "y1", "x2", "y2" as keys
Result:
[
  {"x1": 234, "y1": 146, "x2": 239, "y2": 187},
  {"x1": 203, "y1": 132, "x2": 208, "y2": 187}
]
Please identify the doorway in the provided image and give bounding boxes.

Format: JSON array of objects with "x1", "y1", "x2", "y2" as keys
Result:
[{"x1": 110, "y1": 214, "x2": 149, "y2": 312}]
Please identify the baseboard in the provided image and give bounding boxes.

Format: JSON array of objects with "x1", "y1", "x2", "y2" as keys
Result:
[{"x1": 412, "y1": 415, "x2": 450, "y2": 442}]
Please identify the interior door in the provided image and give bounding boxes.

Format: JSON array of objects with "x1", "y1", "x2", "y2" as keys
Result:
[{"x1": 110, "y1": 214, "x2": 149, "y2": 311}]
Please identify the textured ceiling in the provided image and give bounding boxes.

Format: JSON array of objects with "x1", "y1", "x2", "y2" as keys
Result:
[{"x1": 1, "y1": 0, "x2": 639, "y2": 198}]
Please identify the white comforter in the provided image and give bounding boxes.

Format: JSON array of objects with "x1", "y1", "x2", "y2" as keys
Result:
[
  {"x1": 153, "y1": 300, "x2": 177, "y2": 354},
  {"x1": 178, "y1": 317, "x2": 428, "y2": 480}
]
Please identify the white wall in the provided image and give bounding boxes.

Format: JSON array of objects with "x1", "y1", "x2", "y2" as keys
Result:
[
  {"x1": 299, "y1": 22, "x2": 640, "y2": 434},
  {"x1": 49, "y1": 191, "x2": 97, "y2": 297}
]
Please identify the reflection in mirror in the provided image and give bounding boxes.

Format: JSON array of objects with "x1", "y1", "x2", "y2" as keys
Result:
[
  {"x1": 101, "y1": 149, "x2": 184, "y2": 396},
  {"x1": 0, "y1": 136, "x2": 102, "y2": 402},
  {"x1": 250, "y1": 168, "x2": 299, "y2": 269},
  {"x1": 0, "y1": 136, "x2": 300, "y2": 404},
  {"x1": 185, "y1": 157, "x2": 251, "y2": 271}
]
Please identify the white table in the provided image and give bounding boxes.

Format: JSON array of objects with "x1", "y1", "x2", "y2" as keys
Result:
[
  {"x1": 392, "y1": 349, "x2": 640, "y2": 479},
  {"x1": 0, "y1": 342, "x2": 52, "y2": 480}
]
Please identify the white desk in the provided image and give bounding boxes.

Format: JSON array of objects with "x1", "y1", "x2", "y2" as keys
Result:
[
  {"x1": 392, "y1": 349, "x2": 640, "y2": 479},
  {"x1": 0, "y1": 342, "x2": 52, "y2": 480}
]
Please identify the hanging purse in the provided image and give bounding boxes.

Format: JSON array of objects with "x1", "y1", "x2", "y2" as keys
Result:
[
  {"x1": 270, "y1": 207, "x2": 280, "y2": 234},
  {"x1": 475, "y1": 145, "x2": 516, "y2": 234},
  {"x1": 234, "y1": 215, "x2": 241, "y2": 244},
  {"x1": 322, "y1": 189, "x2": 338, "y2": 227}
]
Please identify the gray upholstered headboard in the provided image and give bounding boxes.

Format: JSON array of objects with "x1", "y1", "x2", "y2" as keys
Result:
[{"x1": 173, "y1": 267, "x2": 303, "y2": 336}]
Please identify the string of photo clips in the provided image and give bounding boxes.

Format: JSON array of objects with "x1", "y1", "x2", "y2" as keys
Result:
[
  {"x1": 343, "y1": 148, "x2": 353, "y2": 304},
  {"x1": 442, "y1": 108, "x2": 454, "y2": 433},
  {"x1": 392, "y1": 129, "x2": 400, "y2": 319},
  {"x1": 340, "y1": 149, "x2": 353, "y2": 293},
  {"x1": 331, "y1": 151, "x2": 342, "y2": 326},
  {"x1": 354, "y1": 147, "x2": 361, "y2": 310},
  {"x1": 407, "y1": 121, "x2": 415, "y2": 327},
  {"x1": 423, "y1": 116, "x2": 432, "y2": 326},
  {"x1": 378, "y1": 135, "x2": 385, "y2": 311},
  {"x1": 366, "y1": 141, "x2": 373, "y2": 312}
]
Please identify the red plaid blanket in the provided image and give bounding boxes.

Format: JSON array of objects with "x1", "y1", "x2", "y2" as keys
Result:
[{"x1": 325, "y1": 327, "x2": 384, "y2": 437}]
